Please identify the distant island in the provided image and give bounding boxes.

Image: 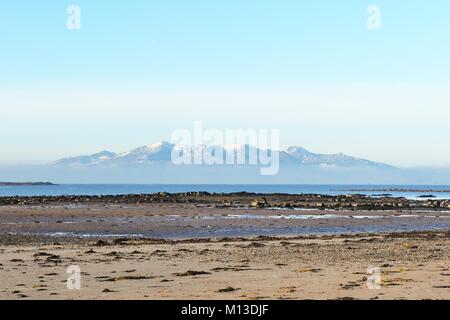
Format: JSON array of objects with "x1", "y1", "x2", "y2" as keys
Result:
[{"x1": 0, "y1": 182, "x2": 56, "y2": 186}]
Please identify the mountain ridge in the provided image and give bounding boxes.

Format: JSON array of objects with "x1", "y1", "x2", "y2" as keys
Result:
[{"x1": 52, "y1": 141, "x2": 393, "y2": 169}]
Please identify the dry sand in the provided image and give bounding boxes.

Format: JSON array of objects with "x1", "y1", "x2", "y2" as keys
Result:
[{"x1": 1, "y1": 232, "x2": 450, "y2": 300}]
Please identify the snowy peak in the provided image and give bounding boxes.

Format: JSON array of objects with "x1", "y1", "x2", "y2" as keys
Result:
[
  {"x1": 52, "y1": 150, "x2": 117, "y2": 166},
  {"x1": 51, "y1": 142, "x2": 393, "y2": 168},
  {"x1": 285, "y1": 146, "x2": 390, "y2": 168},
  {"x1": 286, "y1": 146, "x2": 312, "y2": 155},
  {"x1": 116, "y1": 141, "x2": 174, "y2": 163}
]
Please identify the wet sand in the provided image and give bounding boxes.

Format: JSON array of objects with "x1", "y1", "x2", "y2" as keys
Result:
[{"x1": 1, "y1": 203, "x2": 450, "y2": 239}]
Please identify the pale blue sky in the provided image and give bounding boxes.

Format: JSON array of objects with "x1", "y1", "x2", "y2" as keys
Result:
[{"x1": 1, "y1": 1, "x2": 450, "y2": 166}]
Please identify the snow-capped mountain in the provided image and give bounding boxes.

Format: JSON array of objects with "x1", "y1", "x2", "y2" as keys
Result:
[
  {"x1": 52, "y1": 150, "x2": 117, "y2": 166},
  {"x1": 7, "y1": 142, "x2": 450, "y2": 184},
  {"x1": 114, "y1": 141, "x2": 174, "y2": 163},
  {"x1": 285, "y1": 146, "x2": 391, "y2": 168},
  {"x1": 51, "y1": 141, "x2": 392, "y2": 168}
]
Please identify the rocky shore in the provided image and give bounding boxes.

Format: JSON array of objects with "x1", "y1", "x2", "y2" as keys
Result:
[{"x1": 1, "y1": 192, "x2": 449, "y2": 210}]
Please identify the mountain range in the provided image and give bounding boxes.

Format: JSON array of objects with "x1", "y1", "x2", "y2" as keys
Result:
[
  {"x1": 2, "y1": 142, "x2": 449, "y2": 184},
  {"x1": 52, "y1": 141, "x2": 392, "y2": 169}
]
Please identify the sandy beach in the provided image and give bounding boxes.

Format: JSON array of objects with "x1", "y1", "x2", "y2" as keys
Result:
[
  {"x1": 1, "y1": 231, "x2": 450, "y2": 300},
  {"x1": 0, "y1": 195, "x2": 450, "y2": 300}
]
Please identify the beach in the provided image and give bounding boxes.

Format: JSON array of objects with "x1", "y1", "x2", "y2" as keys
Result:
[
  {"x1": 1, "y1": 193, "x2": 450, "y2": 300},
  {"x1": 1, "y1": 231, "x2": 450, "y2": 300}
]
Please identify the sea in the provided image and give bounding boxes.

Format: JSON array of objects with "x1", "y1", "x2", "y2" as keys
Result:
[{"x1": 1, "y1": 184, "x2": 450, "y2": 200}]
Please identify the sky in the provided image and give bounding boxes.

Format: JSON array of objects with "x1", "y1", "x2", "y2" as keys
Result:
[{"x1": 1, "y1": 1, "x2": 450, "y2": 167}]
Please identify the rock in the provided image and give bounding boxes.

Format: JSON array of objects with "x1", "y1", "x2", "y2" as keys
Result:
[
  {"x1": 217, "y1": 286, "x2": 239, "y2": 293},
  {"x1": 251, "y1": 198, "x2": 270, "y2": 208},
  {"x1": 94, "y1": 240, "x2": 109, "y2": 247},
  {"x1": 173, "y1": 270, "x2": 211, "y2": 277}
]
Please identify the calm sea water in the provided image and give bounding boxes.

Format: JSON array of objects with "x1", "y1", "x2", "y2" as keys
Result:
[{"x1": 1, "y1": 184, "x2": 450, "y2": 200}]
